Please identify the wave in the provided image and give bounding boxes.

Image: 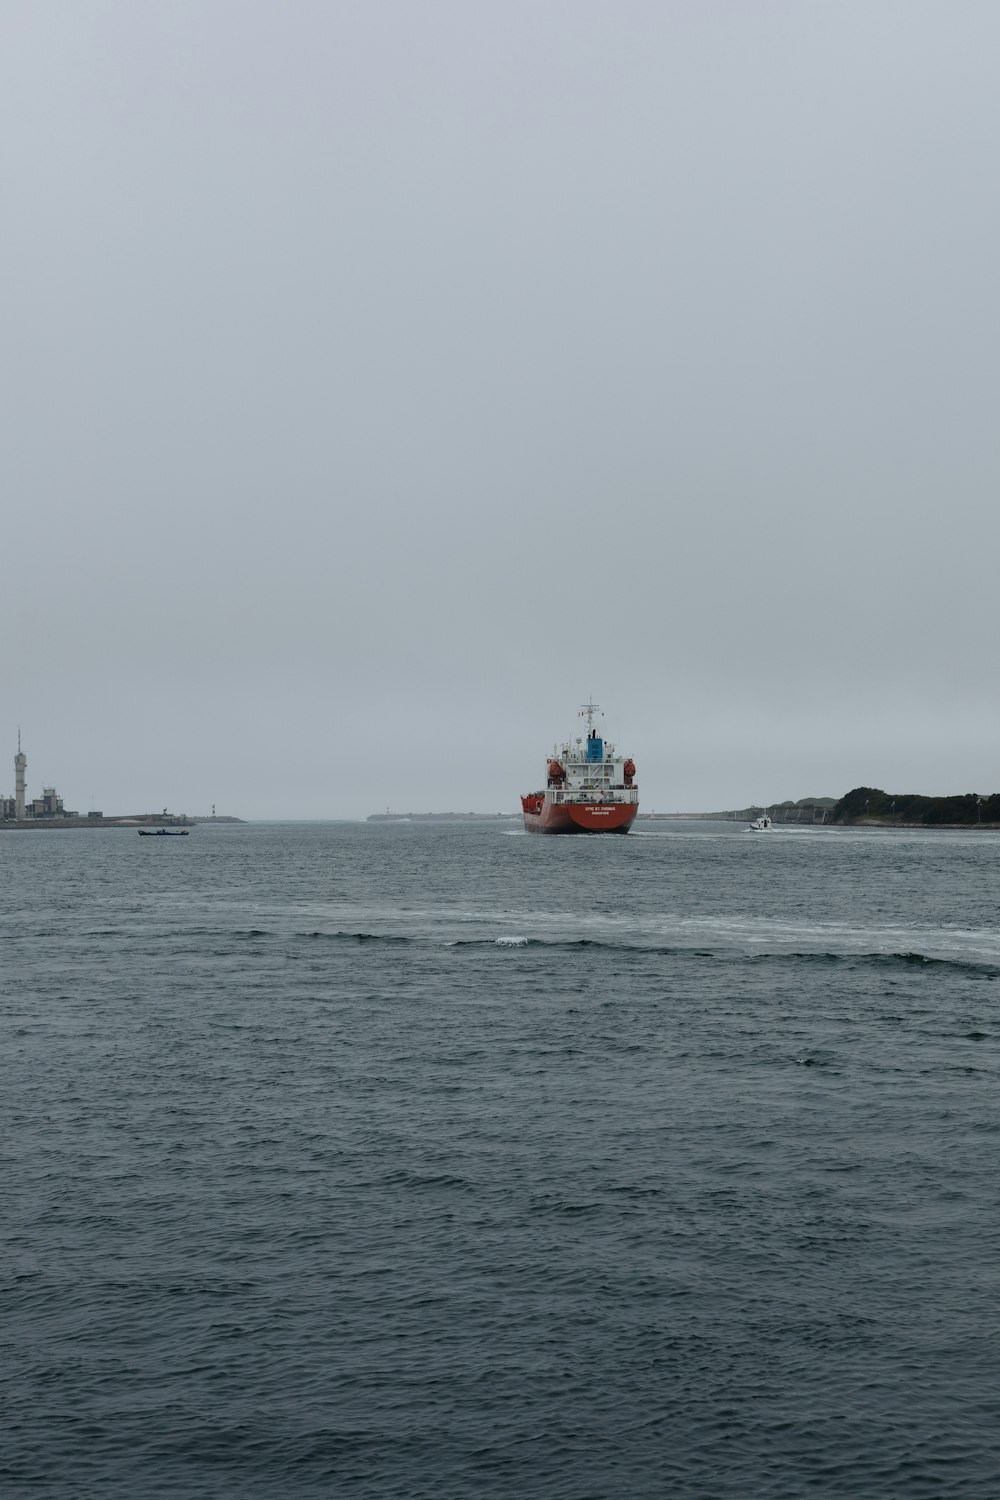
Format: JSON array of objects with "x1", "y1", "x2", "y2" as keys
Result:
[
  {"x1": 291, "y1": 929, "x2": 1000, "y2": 975},
  {"x1": 302, "y1": 930, "x2": 411, "y2": 944},
  {"x1": 772, "y1": 950, "x2": 999, "y2": 977}
]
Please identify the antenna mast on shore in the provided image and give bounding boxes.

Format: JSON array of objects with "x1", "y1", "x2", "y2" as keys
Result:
[{"x1": 14, "y1": 729, "x2": 26, "y2": 820}]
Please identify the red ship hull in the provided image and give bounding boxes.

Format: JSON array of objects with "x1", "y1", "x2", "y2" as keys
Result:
[{"x1": 521, "y1": 798, "x2": 638, "y2": 835}]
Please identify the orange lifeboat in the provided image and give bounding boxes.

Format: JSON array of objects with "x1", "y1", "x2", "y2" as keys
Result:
[
  {"x1": 623, "y1": 758, "x2": 636, "y2": 786},
  {"x1": 547, "y1": 760, "x2": 566, "y2": 785}
]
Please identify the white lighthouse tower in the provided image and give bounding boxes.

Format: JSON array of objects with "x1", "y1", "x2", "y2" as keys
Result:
[{"x1": 14, "y1": 730, "x2": 26, "y2": 820}]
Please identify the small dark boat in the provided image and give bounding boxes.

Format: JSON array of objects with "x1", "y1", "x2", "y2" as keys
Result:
[{"x1": 138, "y1": 828, "x2": 190, "y2": 836}]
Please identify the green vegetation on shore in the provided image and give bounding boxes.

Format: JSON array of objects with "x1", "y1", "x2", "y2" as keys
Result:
[{"x1": 830, "y1": 787, "x2": 1000, "y2": 826}]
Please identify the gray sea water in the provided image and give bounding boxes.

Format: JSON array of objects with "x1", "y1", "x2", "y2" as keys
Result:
[{"x1": 4, "y1": 818, "x2": 1000, "y2": 1497}]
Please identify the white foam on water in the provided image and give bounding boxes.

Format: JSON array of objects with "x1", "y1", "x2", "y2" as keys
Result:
[{"x1": 288, "y1": 896, "x2": 1000, "y2": 965}]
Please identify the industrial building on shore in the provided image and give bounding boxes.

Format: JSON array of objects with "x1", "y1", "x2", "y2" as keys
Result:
[
  {"x1": 0, "y1": 732, "x2": 81, "y2": 820},
  {"x1": 0, "y1": 733, "x2": 195, "y2": 828}
]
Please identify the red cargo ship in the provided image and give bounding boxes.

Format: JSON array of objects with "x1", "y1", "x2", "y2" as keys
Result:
[{"x1": 521, "y1": 702, "x2": 639, "y2": 834}]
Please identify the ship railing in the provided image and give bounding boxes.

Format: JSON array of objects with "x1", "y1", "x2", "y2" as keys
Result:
[{"x1": 548, "y1": 787, "x2": 638, "y2": 805}]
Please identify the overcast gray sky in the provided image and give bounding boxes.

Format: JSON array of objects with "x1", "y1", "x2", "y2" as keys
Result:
[{"x1": 3, "y1": 1, "x2": 998, "y2": 817}]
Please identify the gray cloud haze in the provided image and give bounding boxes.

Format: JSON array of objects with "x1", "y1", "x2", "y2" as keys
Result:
[{"x1": 4, "y1": 1, "x2": 999, "y2": 816}]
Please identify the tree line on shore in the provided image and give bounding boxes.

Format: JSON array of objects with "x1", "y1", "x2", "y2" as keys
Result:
[{"x1": 830, "y1": 786, "x2": 1000, "y2": 825}]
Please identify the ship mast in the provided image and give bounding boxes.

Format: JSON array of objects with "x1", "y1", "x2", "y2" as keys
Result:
[{"x1": 578, "y1": 700, "x2": 603, "y2": 735}]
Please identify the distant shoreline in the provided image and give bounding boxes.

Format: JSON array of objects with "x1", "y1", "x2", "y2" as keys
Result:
[
  {"x1": 0, "y1": 814, "x2": 243, "y2": 831},
  {"x1": 365, "y1": 803, "x2": 1000, "y2": 831},
  {"x1": 367, "y1": 812, "x2": 519, "y2": 822}
]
